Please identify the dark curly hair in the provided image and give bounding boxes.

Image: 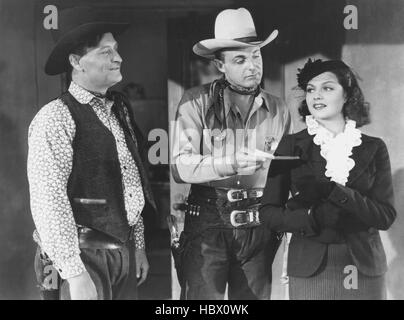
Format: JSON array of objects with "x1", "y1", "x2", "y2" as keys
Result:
[{"x1": 298, "y1": 60, "x2": 371, "y2": 127}]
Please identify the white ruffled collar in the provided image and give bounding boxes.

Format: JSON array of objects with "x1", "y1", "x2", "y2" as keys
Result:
[{"x1": 306, "y1": 115, "x2": 362, "y2": 186}]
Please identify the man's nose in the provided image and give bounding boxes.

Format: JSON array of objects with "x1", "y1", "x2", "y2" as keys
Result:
[
  {"x1": 113, "y1": 50, "x2": 122, "y2": 63},
  {"x1": 246, "y1": 59, "x2": 256, "y2": 71}
]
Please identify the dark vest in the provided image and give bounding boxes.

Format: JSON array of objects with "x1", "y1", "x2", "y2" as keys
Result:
[{"x1": 61, "y1": 91, "x2": 156, "y2": 242}]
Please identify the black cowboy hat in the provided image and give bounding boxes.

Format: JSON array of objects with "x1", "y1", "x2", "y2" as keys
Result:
[{"x1": 45, "y1": 7, "x2": 130, "y2": 75}]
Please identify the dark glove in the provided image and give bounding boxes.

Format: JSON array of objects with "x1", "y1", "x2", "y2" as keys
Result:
[
  {"x1": 285, "y1": 194, "x2": 312, "y2": 210},
  {"x1": 295, "y1": 175, "x2": 335, "y2": 205},
  {"x1": 312, "y1": 201, "x2": 342, "y2": 229}
]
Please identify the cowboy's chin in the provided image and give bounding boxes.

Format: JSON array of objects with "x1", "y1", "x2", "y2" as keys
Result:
[{"x1": 242, "y1": 78, "x2": 260, "y2": 88}]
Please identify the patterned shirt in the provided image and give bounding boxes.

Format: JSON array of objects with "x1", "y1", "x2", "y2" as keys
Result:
[
  {"x1": 172, "y1": 84, "x2": 293, "y2": 188},
  {"x1": 27, "y1": 81, "x2": 145, "y2": 279}
]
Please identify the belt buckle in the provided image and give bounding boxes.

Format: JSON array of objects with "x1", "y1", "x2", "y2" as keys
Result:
[
  {"x1": 227, "y1": 189, "x2": 263, "y2": 202},
  {"x1": 230, "y1": 209, "x2": 260, "y2": 228},
  {"x1": 254, "y1": 190, "x2": 264, "y2": 198},
  {"x1": 227, "y1": 189, "x2": 247, "y2": 202}
]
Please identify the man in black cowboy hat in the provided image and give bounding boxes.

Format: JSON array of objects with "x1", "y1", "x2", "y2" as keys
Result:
[
  {"x1": 27, "y1": 7, "x2": 156, "y2": 300},
  {"x1": 171, "y1": 8, "x2": 293, "y2": 300}
]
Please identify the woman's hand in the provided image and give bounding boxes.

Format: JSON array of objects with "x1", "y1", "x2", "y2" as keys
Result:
[
  {"x1": 295, "y1": 175, "x2": 335, "y2": 204},
  {"x1": 286, "y1": 195, "x2": 341, "y2": 231},
  {"x1": 312, "y1": 201, "x2": 342, "y2": 229},
  {"x1": 285, "y1": 194, "x2": 312, "y2": 210}
]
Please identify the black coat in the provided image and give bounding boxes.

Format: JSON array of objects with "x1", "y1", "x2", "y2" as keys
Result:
[{"x1": 260, "y1": 129, "x2": 396, "y2": 277}]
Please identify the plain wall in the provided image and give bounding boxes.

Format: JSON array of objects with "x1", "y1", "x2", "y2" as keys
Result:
[
  {"x1": 342, "y1": 0, "x2": 404, "y2": 299},
  {"x1": 0, "y1": 0, "x2": 39, "y2": 299}
]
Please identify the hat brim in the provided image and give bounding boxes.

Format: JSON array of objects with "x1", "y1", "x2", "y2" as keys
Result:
[
  {"x1": 193, "y1": 29, "x2": 278, "y2": 59},
  {"x1": 45, "y1": 22, "x2": 130, "y2": 75}
]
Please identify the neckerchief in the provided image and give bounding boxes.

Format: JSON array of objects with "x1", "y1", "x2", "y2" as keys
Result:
[{"x1": 210, "y1": 76, "x2": 261, "y2": 128}]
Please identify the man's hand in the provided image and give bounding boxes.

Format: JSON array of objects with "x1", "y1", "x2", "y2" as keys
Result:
[
  {"x1": 233, "y1": 150, "x2": 271, "y2": 175},
  {"x1": 67, "y1": 271, "x2": 97, "y2": 300},
  {"x1": 135, "y1": 248, "x2": 149, "y2": 286}
]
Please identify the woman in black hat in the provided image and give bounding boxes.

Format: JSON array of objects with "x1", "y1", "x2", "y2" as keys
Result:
[{"x1": 259, "y1": 59, "x2": 396, "y2": 299}]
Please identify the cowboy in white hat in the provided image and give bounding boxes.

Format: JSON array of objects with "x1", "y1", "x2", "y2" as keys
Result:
[
  {"x1": 27, "y1": 7, "x2": 156, "y2": 300},
  {"x1": 172, "y1": 8, "x2": 292, "y2": 300}
]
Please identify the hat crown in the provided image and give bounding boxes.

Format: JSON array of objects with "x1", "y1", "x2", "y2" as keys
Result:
[
  {"x1": 214, "y1": 8, "x2": 257, "y2": 40},
  {"x1": 52, "y1": 7, "x2": 109, "y2": 41}
]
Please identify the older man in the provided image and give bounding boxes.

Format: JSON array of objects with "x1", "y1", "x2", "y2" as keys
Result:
[
  {"x1": 27, "y1": 8, "x2": 155, "y2": 300},
  {"x1": 171, "y1": 8, "x2": 293, "y2": 300}
]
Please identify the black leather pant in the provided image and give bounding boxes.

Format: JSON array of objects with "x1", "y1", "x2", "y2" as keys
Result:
[{"x1": 181, "y1": 197, "x2": 279, "y2": 300}]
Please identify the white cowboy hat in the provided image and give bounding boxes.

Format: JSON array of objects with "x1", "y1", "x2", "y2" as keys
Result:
[{"x1": 193, "y1": 8, "x2": 278, "y2": 59}]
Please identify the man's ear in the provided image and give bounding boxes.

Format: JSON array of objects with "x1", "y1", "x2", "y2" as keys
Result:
[
  {"x1": 68, "y1": 54, "x2": 83, "y2": 72},
  {"x1": 213, "y1": 59, "x2": 225, "y2": 73}
]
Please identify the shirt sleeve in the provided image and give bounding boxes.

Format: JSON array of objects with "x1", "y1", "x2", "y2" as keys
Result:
[
  {"x1": 133, "y1": 216, "x2": 145, "y2": 250},
  {"x1": 171, "y1": 91, "x2": 236, "y2": 184},
  {"x1": 283, "y1": 100, "x2": 294, "y2": 135},
  {"x1": 27, "y1": 101, "x2": 86, "y2": 279}
]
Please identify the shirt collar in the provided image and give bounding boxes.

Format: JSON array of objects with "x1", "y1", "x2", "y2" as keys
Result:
[
  {"x1": 68, "y1": 81, "x2": 114, "y2": 113},
  {"x1": 205, "y1": 85, "x2": 269, "y2": 123},
  {"x1": 223, "y1": 88, "x2": 266, "y2": 117}
]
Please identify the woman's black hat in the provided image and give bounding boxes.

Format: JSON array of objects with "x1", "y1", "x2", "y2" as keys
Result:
[{"x1": 297, "y1": 59, "x2": 350, "y2": 90}]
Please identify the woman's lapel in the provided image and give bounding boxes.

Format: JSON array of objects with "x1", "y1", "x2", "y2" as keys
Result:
[{"x1": 346, "y1": 136, "x2": 378, "y2": 186}]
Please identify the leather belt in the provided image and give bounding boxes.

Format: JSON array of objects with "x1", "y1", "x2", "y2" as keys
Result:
[
  {"x1": 227, "y1": 189, "x2": 263, "y2": 202},
  {"x1": 187, "y1": 185, "x2": 263, "y2": 228},
  {"x1": 229, "y1": 208, "x2": 261, "y2": 227},
  {"x1": 77, "y1": 227, "x2": 124, "y2": 249},
  {"x1": 190, "y1": 185, "x2": 264, "y2": 203}
]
